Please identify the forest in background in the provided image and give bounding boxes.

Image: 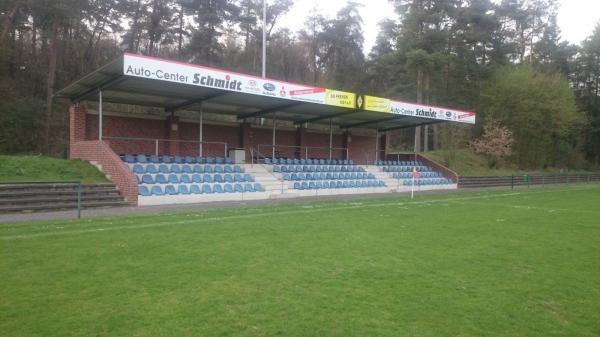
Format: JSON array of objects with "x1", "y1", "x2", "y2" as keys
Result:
[{"x1": 0, "y1": 0, "x2": 599, "y2": 170}]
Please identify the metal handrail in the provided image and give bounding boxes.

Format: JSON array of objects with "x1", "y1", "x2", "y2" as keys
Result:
[{"x1": 257, "y1": 144, "x2": 349, "y2": 160}]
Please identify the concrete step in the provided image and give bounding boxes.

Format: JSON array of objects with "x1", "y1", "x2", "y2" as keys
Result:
[{"x1": 0, "y1": 200, "x2": 129, "y2": 213}]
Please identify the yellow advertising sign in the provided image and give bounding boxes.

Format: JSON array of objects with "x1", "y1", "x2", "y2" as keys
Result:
[
  {"x1": 363, "y1": 95, "x2": 392, "y2": 113},
  {"x1": 325, "y1": 89, "x2": 356, "y2": 109}
]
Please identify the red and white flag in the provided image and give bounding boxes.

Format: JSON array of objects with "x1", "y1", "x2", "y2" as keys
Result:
[{"x1": 412, "y1": 167, "x2": 421, "y2": 179}]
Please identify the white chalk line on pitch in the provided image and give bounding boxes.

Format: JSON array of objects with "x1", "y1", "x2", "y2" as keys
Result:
[{"x1": 1, "y1": 186, "x2": 597, "y2": 240}]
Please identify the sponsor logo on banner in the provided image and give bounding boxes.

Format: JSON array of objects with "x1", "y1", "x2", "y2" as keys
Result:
[
  {"x1": 325, "y1": 89, "x2": 356, "y2": 108},
  {"x1": 356, "y1": 95, "x2": 364, "y2": 109},
  {"x1": 363, "y1": 95, "x2": 391, "y2": 113},
  {"x1": 263, "y1": 83, "x2": 276, "y2": 91}
]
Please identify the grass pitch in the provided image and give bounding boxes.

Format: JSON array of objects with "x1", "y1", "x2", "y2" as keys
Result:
[{"x1": 1, "y1": 186, "x2": 600, "y2": 336}]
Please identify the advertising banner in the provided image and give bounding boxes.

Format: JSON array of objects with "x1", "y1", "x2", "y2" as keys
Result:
[
  {"x1": 390, "y1": 100, "x2": 476, "y2": 124},
  {"x1": 123, "y1": 53, "x2": 328, "y2": 106},
  {"x1": 324, "y1": 89, "x2": 356, "y2": 109},
  {"x1": 363, "y1": 95, "x2": 391, "y2": 113}
]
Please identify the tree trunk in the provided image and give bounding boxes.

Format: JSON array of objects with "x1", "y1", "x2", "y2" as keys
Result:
[
  {"x1": 44, "y1": 21, "x2": 59, "y2": 153},
  {"x1": 178, "y1": 5, "x2": 184, "y2": 58},
  {"x1": 0, "y1": 2, "x2": 20, "y2": 48},
  {"x1": 414, "y1": 66, "x2": 423, "y2": 153}
]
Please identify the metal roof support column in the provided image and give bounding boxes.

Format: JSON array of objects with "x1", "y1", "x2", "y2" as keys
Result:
[
  {"x1": 375, "y1": 131, "x2": 379, "y2": 163},
  {"x1": 272, "y1": 113, "x2": 277, "y2": 160},
  {"x1": 198, "y1": 103, "x2": 203, "y2": 157},
  {"x1": 98, "y1": 90, "x2": 103, "y2": 140},
  {"x1": 329, "y1": 118, "x2": 333, "y2": 160}
]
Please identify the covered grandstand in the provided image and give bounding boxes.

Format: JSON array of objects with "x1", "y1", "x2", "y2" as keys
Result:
[{"x1": 58, "y1": 53, "x2": 476, "y2": 205}]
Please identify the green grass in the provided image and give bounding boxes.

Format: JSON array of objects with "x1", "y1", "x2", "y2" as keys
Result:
[
  {"x1": 1, "y1": 186, "x2": 600, "y2": 336},
  {"x1": 0, "y1": 155, "x2": 108, "y2": 183}
]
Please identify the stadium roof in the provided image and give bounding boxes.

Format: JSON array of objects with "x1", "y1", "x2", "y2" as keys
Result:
[{"x1": 57, "y1": 53, "x2": 476, "y2": 131}]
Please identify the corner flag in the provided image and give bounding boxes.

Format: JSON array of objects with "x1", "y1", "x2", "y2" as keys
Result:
[{"x1": 411, "y1": 167, "x2": 420, "y2": 199}]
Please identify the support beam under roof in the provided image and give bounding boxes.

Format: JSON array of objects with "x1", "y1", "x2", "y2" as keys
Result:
[
  {"x1": 69, "y1": 75, "x2": 127, "y2": 103},
  {"x1": 342, "y1": 115, "x2": 410, "y2": 129},
  {"x1": 165, "y1": 91, "x2": 230, "y2": 112},
  {"x1": 237, "y1": 102, "x2": 304, "y2": 120},
  {"x1": 378, "y1": 119, "x2": 443, "y2": 132},
  {"x1": 294, "y1": 109, "x2": 358, "y2": 125}
]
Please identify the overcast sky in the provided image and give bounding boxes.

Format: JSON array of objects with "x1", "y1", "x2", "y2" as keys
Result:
[{"x1": 278, "y1": 0, "x2": 600, "y2": 53}]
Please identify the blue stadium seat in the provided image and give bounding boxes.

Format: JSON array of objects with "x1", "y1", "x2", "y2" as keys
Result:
[
  {"x1": 136, "y1": 154, "x2": 148, "y2": 163},
  {"x1": 281, "y1": 165, "x2": 288, "y2": 173},
  {"x1": 244, "y1": 174, "x2": 253, "y2": 182},
  {"x1": 234, "y1": 165, "x2": 243, "y2": 173},
  {"x1": 206, "y1": 157, "x2": 215, "y2": 164},
  {"x1": 178, "y1": 185, "x2": 190, "y2": 195},
  {"x1": 150, "y1": 185, "x2": 164, "y2": 196},
  {"x1": 204, "y1": 165, "x2": 213, "y2": 173},
  {"x1": 283, "y1": 174, "x2": 291, "y2": 181},
  {"x1": 244, "y1": 183, "x2": 254, "y2": 192},
  {"x1": 182, "y1": 165, "x2": 193, "y2": 174},
  {"x1": 224, "y1": 183, "x2": 234, "y2": 193},
  {"x1": 155, "y1": 174, "x2": 167, "y2": 184},
  {"x1": 165, "y1": 185, "x2": 177, "y2": 195},
  {"x1": 170, "y1": 165, "x2": 181, "y2": 174},
  {"x1": 132, "y1": 164, "x2": 144, "y2": 174},
  {"x1": 185, "y1": 156, "x2": 196, "y2": 164},
  {"x1": 180, "y1": 174, "x2": 191, "y2": 184},
  {"x1": 190, "y1": 184, "x2": 202, "y2": 194},
  {"x1": 234, "y1": 173, "x2": 243, "y2": 182},
  {"x1": 309, "y1": 181, "x2": 316, "y2": 189},
  {"x1": 124, "y1": 154, "x2": 135, "y2": 163},
  {"x1": 202, "y1": 184, "x2": 213, "y2": 194},
  {"x1": 214, "y1": 174, "x2": 223, "y2": 183},
  {"x1": 315, "y1": 181, "x2": 323, "y2": 189},
  {"x1": 204, "y1": 174, "x2": 213, "y2": 183},
  {"x1": 294, "y1": 182, "x2": 301, "y2": 190},
  {"x1": 301, "y1": 182, "x2": 309, "y2": 190},
  {"x1": 172, "y1": 156, "x2": 182, "y2": 164},
  {"x1": 168, "y1": 174, "x2": 179, "y2": 184},
  {"x1": 138, "y1": 185, "x2": 151, "y2": 196},
  {"x1": 322, "y1": 181, "x2": 329, "y2": 189},
  {"x1": 273, "y1": 165, "x2": 281, "y2": 173},
  {"x1": 213, "y1": 184, "x2": 224, "y2": 193},
  {"x1": 146, "y1": 164, "x2": 158, "y2": 174},
  {"x1": 196, "y1": 156, "x2": 206, "y2": 164},
  {"x1": 264, "y1": 158, "x2": 272, "y2": 165},
  {"x1": 192, "y1": 174, "x2": 203, "y2": 183},
  {"x1": 342, "y1": 181, "x2": 349, "y2": 188},
  {"x1": 149, "y1": 155, "x2": 160, "y2": 163},
  {"x1": 224, "y1": 165, "x2": 233, "y2": 173},
  {"x1": 225, "y1": 157, "x2": 233, "y2": 164},
  {"x1": 235, "y1": 183, "x2": 244, "y2": 193},
  {"x1": 215, "y1": 157, "x2": 225, "y2": 164},
  {"x1": 162, "y1": 155, "x2": 172, "y2": 163},
  {"x1": 141, "y1": 174, "x2": 154, "y2": 184},
  {"x1": 254, "y1": 183, "x2": 264, "y2": 192},
  {"x1": 158, "y1": 164, "x2": 169, "y2": 174},
  {"x1": 193, "y1": 165, "x2": 203, "y2": 173},
  {"x1": 224, "y1": 174, "x2": 234, "y2": 183},
  {"x1": 271, "y1": 158, "x2": 279, "y2": 165}
]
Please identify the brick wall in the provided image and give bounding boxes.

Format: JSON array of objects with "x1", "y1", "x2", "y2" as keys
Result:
[
  {"x1": 70, "y1": 140, "x2": 139, "y2": 205},
  {"x1": 348, "y1": 134, "x2": 377, "y2": 165}
]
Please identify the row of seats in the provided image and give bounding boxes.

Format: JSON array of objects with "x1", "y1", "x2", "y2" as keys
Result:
[
  {"x1": 283, "y1": 172, "x2": 376, "y2": 181},
  {"x1": 131, "y1": 164, "x2": 244, "y2": 174},
  {"x1": 266, "y1": 158, "x2": 354, "y2": 165},
  {"x1": 123, "y1": 154, "x2": 232, "y2": 164},
  {"x1": 375, "y1": 160, "x2": 424, "y2": 166},
  {"x1": 392, "y1": 172, "x2": 441, "y2": 179},
  {"x1": 293, "y1": 180, "x2": 385, "y2": 190},
  {"x1": 402, "y1": 178, "x2": 453, "y2": 186},
  {"x1": 382, "y1": 166, "x2": 430, "y2": 172},
  {"x1": 138, "y1": 173, "x2": 254, "y2": 184},
  {"x1": 139, "y1": 183, "x2": 265, "y2": 196},
  {"x1": 273, "y1": 165, "x2": 364, "y2": 173}
]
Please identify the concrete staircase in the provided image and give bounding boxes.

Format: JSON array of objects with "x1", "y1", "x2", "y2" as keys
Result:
[
  {"x1": 243, "y1": 164, "x2": 300, "y2": 199},
  {"x1": 363, "y1": 166, "x2": 398, "y2": 191},
  {"x1": 0, "y1": 183, "x2": 128, "y2": 213}
]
